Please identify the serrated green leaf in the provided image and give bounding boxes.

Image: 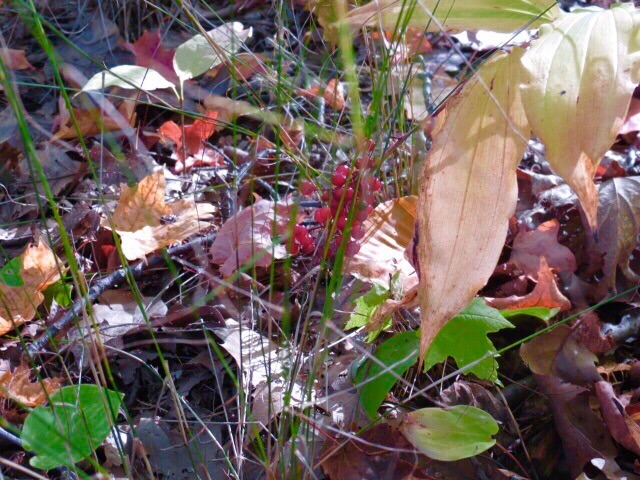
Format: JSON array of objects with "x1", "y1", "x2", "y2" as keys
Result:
[
  {"x1": 520, "y1": 3, "x2": 640, "y2": 229},
  {"x1": 354, "y1": 330, "x2": 419, "y2": 418},
  {"x1": 173, "y1": 22, "x2": 252, "y2": 83},
  {"x1": 423, "y1": 298, "x2": 513, "y2": 382},
  {"x1": 81, "y1": 65, "x2": 175, "y2": 93},
  {"x1": 0, "y1": 258, "x2": 24, "y2": 287},
  {"x1": 400, "y1": 405, "x2": 498, "y2": 461},
  {"x1": 345, "y1": 283, "x2": 390, "y2": 341},
  {"x1": 499, "y1": 306, "x2": 559, "y2": 322},
  {"x1": 21, "y1": 385, "x2": 124, "y2": 470},
  {"x1": 344, "y1": 0, "x2": 558, "y2": 34}
]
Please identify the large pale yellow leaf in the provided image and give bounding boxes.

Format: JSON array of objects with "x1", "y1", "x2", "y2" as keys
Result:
[
  {"x1": 520, "y1": 3, "x2": 640, "y2": 229},
  {"x1": 0, "y1": 241, "x2": 63, "y2": 335},
  {"x1": 344, "y1": 0, "x2": 558, "y2": 34},
  {"x1": 417, "y1": 48, "x2": 529, "y2": 360},
  {"x1": 105, "y1": 170, "x2": 216, "y2": 261}
]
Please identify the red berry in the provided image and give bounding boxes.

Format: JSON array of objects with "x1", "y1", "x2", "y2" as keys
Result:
[
  {"x1": 288, "y1": 242, "x2": 300, "y2": 255},
  {"x1": 300, "y1": 181, "x2": 316, "y2": 195},
  {"x1": 351, "y1": 224, "x2": 366, "y2": 240},
  {"x1": 299, "y1": 233, "x2": 314, "y2": 247},
  {"x1": 356, "y1": 208, "x2": 369, "y2": 222},
  {"x1": 333, "y1": 187, "x2": 344, "y2": 200},
  {"x1": 366, "y1": 205, "x2": 374, "y2": 215},
  {"x1": 330, "y1": 198, "x2": 341, "y2": 213},
  {"x1": 333, "y1": 234, "x2": 343, "y2": 246},
  {"x1": 301, "y1": 242, "x2": 315, "y2": 255},
  {"x1": 345, "y1": 241, "x2": 360, "y2": 257},
  {"x1": 344, "y1": 187, "x2": 355, "y2": 201},
  {"x1": 294, "y1": 225, "x2": 308, "y2": 239},
  {"x1": 371, "y1": 178, "x2": 382, "y2": 192},
  {"x1": 314, "y1": 207, "x2": 331, "y2": 223},
  {"x1": 321, "y1": 191, "x2": 330, "y2": 202},
  {"x1": 332, "y1": 172, "x2": 347, "y2": 187},
  {"x1": 336, "y1": 215, "x2": 348, "y2": 230},
  {"x1": 336, "y1": 165, "x2": 351, "y2": 177}
]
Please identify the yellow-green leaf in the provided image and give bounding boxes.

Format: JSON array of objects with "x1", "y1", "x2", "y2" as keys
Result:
[
  {"x1": 520, "y1": 3, "x2": 640, "y2": 228},
  {"x1": 344, "y1": 0, "x2": 558, "y2": 34},
  {"x1": 416, "y1": 48, "x2": 529, "y2": 361}
]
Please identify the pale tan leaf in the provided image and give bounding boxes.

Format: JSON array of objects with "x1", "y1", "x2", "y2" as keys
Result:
[
  {"x1": 0, "y1": 364, "x2": 63, "y2": 407},
  {"x1": 520, "y1": 3, "x2": 640, "y2": 228},
  {"x1": 344, "y1": 0, "x2": 558, "y2": 34},
  {"x1": 416, "y1": 48, "x2": 529, "y2": 360},
  {"x1": 0, "y1": 241, "x2": 63, "y2": 335},
  {"x1": 0, "y1": 48, "x2": 34, "y2": 70},
  {"x1": 347, "y1": 196, "x2": 418, "y2": 292},
  {"x1": 105, "y1": 170, "x2": 216, "y2": 261}
]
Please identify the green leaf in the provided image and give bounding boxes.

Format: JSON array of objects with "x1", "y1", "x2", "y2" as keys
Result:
[
  {"x1": 43, "y1": 279, "x2": 73, "y2": 308},
  {"x1": 21, "y1": 385, "x2": 124, "y2": 470},
  {"x1": 423, "y1": 298, "x2": 513, "y2": 382},
  {"x1": 0, "y1": 258, "x2": 24, "y2": 287},
  {"x1": 344, "y1": 0, "x2": 558, "y2": 34},
  {"x1": 400, "y1": 405, "x2": 498, "y2": 461},
  {"x1": 173, "y1": 22, "x2": 253, "y2": 83},
  {"x1": 81, "y1": 65, "x2": 175, "y2": 93},
  {"x1": 499, "y1": 306, "x2": 559, "y2": 322},
  {"x1": 520, "y1": 3, "x2": 640, "y2": 229},
  {"x1": 354, "y1": 330, "x2": 419, "y2": 418},
  {"x1": 345, "y1": 283, "x2": 390, "y2": 341}
]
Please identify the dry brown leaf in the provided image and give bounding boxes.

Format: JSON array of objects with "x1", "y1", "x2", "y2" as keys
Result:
[
  {"x1": 0, "y1": 48, "x2": 34, "y2": 70},
  {"x1": 0, "y1": 240, "x2": 63, "y2": 335},
  {"x1": 296, "y1": 79, "x2": 345, "y2": 110},
  {"x1": 347, "y1": 196, "x2": 418, "y2": 292},
  {"x1": 485, "y1": 257, "x2": 571, "y2": 312},
  {"x1": 104, "y1": 170, "x2": 216, "y2": 261},
  {"x1": 210, "y1": 199, "x2": 296, "y2": 277},
  {"x1": 0, "y1": 364, "x2": 63, "y2": 407},
  {"x1": 416, "y1": 48, "x2": 529, "y2": 360},
  {"x1": 54, "y1": 99, "x2": 137, "y2": 140}
]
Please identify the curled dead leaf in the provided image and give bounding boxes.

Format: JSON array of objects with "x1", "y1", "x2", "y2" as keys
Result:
[
  {"x1": 296, "y1": 78, "x2": 345, "y2": 110},
  {"x1": 0, "y1": 364, "x2": 63, "y2": 407}
]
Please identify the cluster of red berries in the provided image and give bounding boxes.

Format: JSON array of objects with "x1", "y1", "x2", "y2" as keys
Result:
[{"x1": 292, "y1": 158, "x2": 382, "y2": 258}]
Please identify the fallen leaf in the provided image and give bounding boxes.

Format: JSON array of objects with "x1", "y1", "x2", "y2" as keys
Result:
[
  {"x1": 347, "y1": 196, "x2": 418, "y2": 292},
  {"x1": 81, "y1": 65, "x2": 175, "y2": 93},
  {"x1": 296, "y1": 78, "x2": 345, "y2": 110},
  {"x1": 509, "y1": 219, "x2": 576, "y2": 280},
  {"x1": 0, "y1": 48, "x2": 34, "y2": 70},
  {"x1": 205, "y1": 52, "x2": 270, "y2": 82},
  {"x1": 486, "y1": 257, "x2": 571, "y2": 312},
  {"x1": 0, "y1": 364, "x2": 63, "y2": 407},
  {"x1": 595, "y1": 380, "x2": 640, "y2": 456},
  {"x1": 0, "y1": 240, "x2": 63, "y2": 335},
  {"x1": 520, "y1": 4, "x2": 640, "y2": 228},
  {"x1": 54, "y1": 98, "x2": 137, "y2": 140},
  {"x1": 209, "y1": 199, "x2": 295, "y2": 277},
  {"x1": 620, "y1": 96, "x2": 640, "y2": 135},
  {"x1": 416, "y1": 48, "x2": 529, "y2": 360},
  {"x1": 124, "y1": 30, "x2": 179, "y2": 84},
  {"x1": 595, "y1": 177, "x2": 640, "y2": 296},
  {"x1": 203, "y1": 94, "x2": 281, "y2": 126},
  {"x1": 104, "y1": 169, "x2": 216, "y2": 261}
]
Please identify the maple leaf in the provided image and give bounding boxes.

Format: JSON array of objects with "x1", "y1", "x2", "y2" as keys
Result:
[
  {"x1": 124, "y1": 30, "x2": 178, "y2": 85},
  {"x1": 486, "y1": 257, "x2": 571, "y2": 312},
  {"x1": 209, "y1": 199, "x2": 295, "y2": 277},
  {"x1": 347, "y1": 196, "x2": 418, "y2": 292},
  {"x1": 0, "y1": 240, "x2": 63, "y2": 335},
  {"x1": 509, "y1": 219, "x2": 576, "y2": 280},
  {"x1": 0, "y1": 363, "x2": 63, "y2": 407},
  {"x1": 0, "y1": 48, "x2": 34, "y2": 70},
  {"x1": 104, "y1": 170, "x2": 216, "y2": 261}
]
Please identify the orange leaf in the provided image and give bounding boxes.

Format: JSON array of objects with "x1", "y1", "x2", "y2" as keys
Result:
[
  {"x1": 0, "y1": 241, "x2": 63, "y2": 335},
  {"x1": 416, "y1": 48, "x2": 529, "y2": 361},
  {"x1": 0, "y1": 364, "x2": 63, "y2": 407},
  {"x1": 297, "y1": 78, "x2": 345, "y2": 110},
  {"x1": 485, "y1": 257, "x2": 571, "y2": 312},
  {"x1": 54, "y1": 100, "x2": 136, "y2": 140}
]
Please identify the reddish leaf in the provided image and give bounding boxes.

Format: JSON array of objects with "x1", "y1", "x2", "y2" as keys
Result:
[
  {"x1": 486, "y1": 257, "x2": 571, "y2": 312},
  {"x1": 509, "y1": 219, "x2": 577, "y2": 279},
  {"x1": 595, "y1": 380, "x2": 640, "y2": 456},
  {"x1": 124, "y1": 30, "x2": 178, "y2": 84},
  {"x1": 0, "y1": 48, "x2": 34, "y2": 70}
]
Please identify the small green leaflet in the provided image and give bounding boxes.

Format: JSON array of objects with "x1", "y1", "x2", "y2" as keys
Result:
[
  {"x1": 345, "y1": 283, "x2": 391, "y2": 342},
  {"x1": 21, "y1": 385, "x2": 124, "y2": 470},
  {"x1": 400, "y1": 405, "x2": 498, "y2": 461},
  {"x1": 0, "y1": 258, "x2": 24, "y2": 287},
  {"x1": 423, "y1": 298, "x2": 513, "y2": 382},
  {"x1": 499, "y1": 306, "x2": 559, "y2": 322}
]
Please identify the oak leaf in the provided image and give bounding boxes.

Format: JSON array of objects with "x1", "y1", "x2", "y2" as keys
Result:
[
  {"x1": 104, "y1": 170, "x2": 216, "y2": 261},
  {"x1": 0, "y1": 241, "x2": 63, "y2": 335},
  {"x1": 416, "y1": 48, "x2": 529, "y2": 360},
  {"x1": 0, "y1": 364, "x2": 63, "y2": 407}
]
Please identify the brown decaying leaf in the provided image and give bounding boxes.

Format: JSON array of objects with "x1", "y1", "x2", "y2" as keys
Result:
[
  {"x1": 209, "y1": 199, "x2": 295, "y2": 277},
  {"x1": 416, "y1": 48, "x2": 529, "y2": 360},
  {"x1": 0, "y1": 48, "x2": 34, "y2": 70},
  {"x1": 104, "y1": 169, "x2": 216, "y2": 261},
  {"x1": 0, "y1": 364, "x2": 63, "y2": 407},
  {"x1": 485, "y1": 257, "x2": 571, "y2": 312},
  {"x1": 54, "y1": 98, "x2": 137, "y2": 140},
  {"x1": 347, "y1": 196, "x2": 418, "y2": 292},
  {"x1": 296, "y1": 78, "x2": 345, "y2": 110},
  {"x1": 0, "y1": 240, "x2": 63, "y2": 335},
  {"x1": 595, "y1": 177, "x2": 640, "y2": 296},
  {"x1": 509, "y1": 219, "x2": 576, "y2": 280}
]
